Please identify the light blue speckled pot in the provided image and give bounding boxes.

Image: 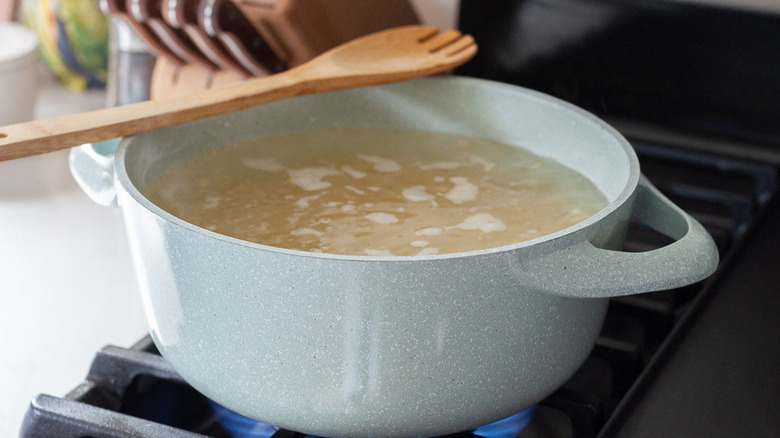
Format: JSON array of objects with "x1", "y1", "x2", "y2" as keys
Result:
[{"x1": 70, "y1": 77, "x2": 718, "y2": 438}]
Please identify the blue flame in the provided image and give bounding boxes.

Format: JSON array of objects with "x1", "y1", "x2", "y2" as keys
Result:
[{"x1": 208, "y1": 401, "x2": 535, "y2": 438}]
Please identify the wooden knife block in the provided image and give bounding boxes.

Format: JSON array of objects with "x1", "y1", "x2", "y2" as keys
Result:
[
  {"x1": 232, "y1": 0, "x2": 419, "y2": 67},
  {"x1": 150, "y1": 0, "x2": 418, "y2": 99}
]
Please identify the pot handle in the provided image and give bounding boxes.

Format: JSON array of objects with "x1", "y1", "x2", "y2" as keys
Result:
[
  {"x1": 68, "y1": 139, "x2": 121, "y2": 207},
  {"x1": 521, "y1": 176, "x2": 719, "y2": 298}
]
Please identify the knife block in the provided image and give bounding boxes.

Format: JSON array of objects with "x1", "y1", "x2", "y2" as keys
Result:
[
  {"x1": 232, "y1": 0, "x2": 419, "y2": 67},
  {"x1": 147, "y1": 0, "x2": 419, "y2": 98}
]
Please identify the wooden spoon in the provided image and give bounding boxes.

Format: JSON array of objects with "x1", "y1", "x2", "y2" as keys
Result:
[{"x1": 0, "y1": 25, "x2": 476, "y2": 161}]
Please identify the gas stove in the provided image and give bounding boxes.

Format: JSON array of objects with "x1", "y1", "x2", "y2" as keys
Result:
[
  {"x1": 20, "y1": 1, "x2": 780, "y2": 437},
  {"x1": 20, "y1": 139, "x2": 778, "y2": 437}
]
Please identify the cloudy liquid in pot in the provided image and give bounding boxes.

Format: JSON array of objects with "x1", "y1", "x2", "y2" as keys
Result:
[{"x1": 143, "y1": 127, "x2": 608, "y2": 256}]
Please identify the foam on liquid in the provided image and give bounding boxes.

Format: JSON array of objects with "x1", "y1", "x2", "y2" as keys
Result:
[{"x1": 144, "y1": 128, "x2": 608, "y2": 256}]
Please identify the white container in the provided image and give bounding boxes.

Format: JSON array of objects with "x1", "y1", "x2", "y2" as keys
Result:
[{"x1": 0, "y1": 23, "x2": 39, "y2": 125}]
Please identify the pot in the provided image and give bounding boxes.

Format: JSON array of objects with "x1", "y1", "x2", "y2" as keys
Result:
[{"x1": 70, "y1": 76, "x2": 718, "y2": 438}]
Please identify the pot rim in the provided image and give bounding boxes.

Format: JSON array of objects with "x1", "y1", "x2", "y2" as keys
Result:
[{"x1": 115, "y1": 76, "x2": 640, "y2": 262}]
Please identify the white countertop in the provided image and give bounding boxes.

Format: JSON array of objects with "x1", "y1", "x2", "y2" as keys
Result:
[{"x1": 0, "y1": 67, "x2": 148, "y2": 437}]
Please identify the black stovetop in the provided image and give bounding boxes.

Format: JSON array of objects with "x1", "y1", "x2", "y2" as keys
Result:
[
  {"x1": 457, "y1": 1, "x2": 780, "y2": 436},
  {"x1": 601, "y1": 170, "x2": 780, "y2": 438}
]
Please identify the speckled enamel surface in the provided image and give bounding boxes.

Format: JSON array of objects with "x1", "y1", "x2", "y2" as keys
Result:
[{"x1": 110, "y1": 77, "x2": 717, "y2": 438}]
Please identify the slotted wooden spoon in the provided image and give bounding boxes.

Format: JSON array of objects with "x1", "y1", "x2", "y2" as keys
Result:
[{"x1": 0, "y1": 25, "x2": 476, "y2": 161}]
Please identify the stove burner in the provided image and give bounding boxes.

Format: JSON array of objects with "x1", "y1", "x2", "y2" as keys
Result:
[
  {"x1": 208, "y1": 400, "x2": 535, "y2": 438},
  {"x1": 209, "y1": 401, "x2": 278, "y2": 437},
  {"x1": 472, "y1": 407, "x2": 536, "y2": 438}
]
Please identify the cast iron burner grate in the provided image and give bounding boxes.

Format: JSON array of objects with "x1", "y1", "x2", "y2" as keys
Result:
[
  {"x1": 20, "y1": 141, "x2": 778, "y2": 438},
  {"x1": 20, "y1": 337, "x2": 536, "y2": 438}
]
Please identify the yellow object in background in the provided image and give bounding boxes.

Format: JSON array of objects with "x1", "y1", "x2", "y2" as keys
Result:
[{"x1": 23, "y1": 0, "x2": 107, "y2": 89}]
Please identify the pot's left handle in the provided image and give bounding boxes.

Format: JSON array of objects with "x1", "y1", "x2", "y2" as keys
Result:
[
  {"x1": 519, "y1": 176, "x2": 719, "y2": 298},
  {"x1": 69, "y1": 139, "x2": 121, "y2": 207}
]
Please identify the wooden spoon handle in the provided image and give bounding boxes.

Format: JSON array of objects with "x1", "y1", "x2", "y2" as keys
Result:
[
  {"x1": 0, "y1": 71, "x2": 305, "y2": 161},
  {"x1": 0, "y1": 25, "x2": 477, "y2": 161}
]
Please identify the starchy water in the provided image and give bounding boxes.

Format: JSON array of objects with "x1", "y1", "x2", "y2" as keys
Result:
[{"x1": 143, "y1": 127, "x2": 608, "y2": 256}]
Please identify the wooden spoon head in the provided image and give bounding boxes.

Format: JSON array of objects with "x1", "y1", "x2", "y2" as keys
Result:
[{"x1": 311, "y1": 25, "x2": 477, "y2": 80}]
